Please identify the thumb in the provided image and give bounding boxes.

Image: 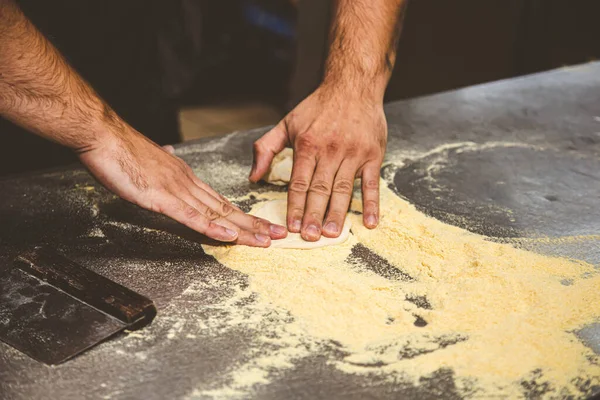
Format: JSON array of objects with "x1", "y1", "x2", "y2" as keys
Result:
[
  {"x1": 249, "y1": 121, "x2": 288, "y2": 183},
  {"x1": 162, "y1": 144, "x2": 175, "y2": 154}
]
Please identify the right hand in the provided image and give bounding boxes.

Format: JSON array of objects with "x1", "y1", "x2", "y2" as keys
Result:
[{"x1": 79, "y1": 128, "x2": 287, "y2": 247}]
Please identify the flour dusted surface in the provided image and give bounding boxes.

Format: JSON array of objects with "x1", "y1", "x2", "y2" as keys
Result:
[{"x1": 199, "y1": 185, "x2": 600, "y2": 399}]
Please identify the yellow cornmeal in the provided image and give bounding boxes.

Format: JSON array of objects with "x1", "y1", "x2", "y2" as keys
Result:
[{"x1": 202, "y1": 185, "x2": 600, "y2": 398}]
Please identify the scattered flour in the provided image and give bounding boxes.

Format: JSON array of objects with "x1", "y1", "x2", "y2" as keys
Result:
[
  {"x1": 197, "y1": 184, "x2": 600, "y2": 399},
  {"x1": 176, "y1": 131, "x2": 242, "y2": 155},
  {"x1": 87, "y1": 227, "x2": 105, "y2": 238}
]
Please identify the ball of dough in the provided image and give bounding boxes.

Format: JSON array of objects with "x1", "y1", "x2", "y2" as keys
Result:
[{"x1": 264, "y1": 148, "x2": 293, "y2": 186}]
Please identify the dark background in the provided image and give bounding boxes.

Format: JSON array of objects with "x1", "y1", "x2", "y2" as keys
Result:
[
  {"x1": 291, "y1": 0, "x2": 600, "y2": 104},
  {"x1": 2, "y1": 0, "x2": 600, "y2": 176},
  {"x1": 158, "y1": 0, "x2": 600, "y2": 110}
]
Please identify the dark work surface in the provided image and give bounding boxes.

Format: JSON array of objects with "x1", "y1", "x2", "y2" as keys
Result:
[{"x1": 1, "y1": 63, "x2": 600, "y2": 399}]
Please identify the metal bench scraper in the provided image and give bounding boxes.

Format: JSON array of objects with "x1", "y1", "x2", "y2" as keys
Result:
[{"x1": 0, "y1": 247, "x2": 156, "y2": 365}]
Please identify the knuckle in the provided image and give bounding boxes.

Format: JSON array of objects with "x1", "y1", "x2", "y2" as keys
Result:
[
  {"x1": 364, "y1": 199, "x2": 379, "y2": 211},
  {"x1": 149, "y1": 190, "x2": 178, "y2": 213},
  {"x1": 332, "y1": 179, "x2": 354, "y2": 194},
  {"x1": 206, "y1": 221, "x2": 226, "y2": 235},
  {"x1": 183, "y1": 205, "x2": 200, "y2": 220},
  {"x1": 309, "y1": 179, "x2": 332, "y2": 196},
  {"x1": 146, "y1": 194, "x2": 165, "y2": 213},
  {"x1": 252, "y1": 217, "x2": 264, "y2": 230},
  {"x1": 288, "y1": 206, "x2": 304, "y2": 217},
  {"x1": 205, "y1": 207, "x2": 220, "y2": 220},
  {"x1": 361, "y1": 146, "x2": 377, "y2": 159},
  {"x1": 259, "y1": 217, "x2": 272, "y2": 228},
  {"x1": 325, "y1": 141, "x2": 340, "y2": 155},
  {"x1": 295, "y1": 135, "x2": 316, "y2": 153},
  {"x1": 360, "y1": 141, "x2": 381, "y2": 156},
  {"x1": 218, "y1": 201, "x2": 234, "y2": 217},
  {"x1": 363, "y1": 179, "x2": 380, "y2": 191},
  {"x1": 345, "y1": 145, "x2": 358, "y2": 158},
  {"x1": 289, "y1": 179, "x2": 310, "y2": 193}
]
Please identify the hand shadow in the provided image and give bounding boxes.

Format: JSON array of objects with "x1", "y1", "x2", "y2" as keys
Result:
[{"x1": 98, "y1": 194, "x2": 272, "y2": 250}]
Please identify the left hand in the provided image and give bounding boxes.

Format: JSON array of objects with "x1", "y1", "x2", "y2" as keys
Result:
[{"x1": 249, "y1": 85, "x2": 387, "y2": 241}]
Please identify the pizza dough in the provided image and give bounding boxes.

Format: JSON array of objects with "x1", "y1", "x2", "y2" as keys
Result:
[
  {"x1": 252, "y1": 199, "x2": 352, "y2": 249},
  {"x1": 263, "y1": 148, "x2": 293, "y2": 186},
  {"x1": 259, "y1": 148, "x2": 352, "y2": 248}
]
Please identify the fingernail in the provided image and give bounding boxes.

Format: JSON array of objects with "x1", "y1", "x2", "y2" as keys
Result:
[
  {"x1": 270, "y1": 224, "x2": 286, "y2": 235},
  {"x1": 305, "y1": 224, "x2": 319, "y2": 237},
  {"x1": 255, "y1": 233, "x2": 270, "y2": 243},
  {"x1": 366, "y1": 215, "x2": 378, "y2": 228},
  {"x1": 291, "y1": 219, "x2": 301, "y2": 232},
  {"x1": 225, "y1": 228, "x2": 238, "y2": 237},
  {"x1": 324, "y1": 221, "x2": 338, "y2": 234}
]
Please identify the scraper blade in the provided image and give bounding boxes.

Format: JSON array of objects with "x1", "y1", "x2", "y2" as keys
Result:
[{"x1": 0, "y1": 247, "x2": 156, "y2": 365}]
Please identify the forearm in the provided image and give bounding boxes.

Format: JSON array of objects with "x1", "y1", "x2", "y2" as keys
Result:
[
  {"x1": 0, "y1": 0, "x2": 126, "y2": 152},
  {"x1": 322, "y1": 0, "x2": 407, "y2": 101}
]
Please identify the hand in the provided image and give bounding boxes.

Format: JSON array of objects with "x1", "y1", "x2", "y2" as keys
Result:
[
  {"x1": 79, "y1": 129, "x2": 287, "y2": 247},
  {"x1": 249, "y1": 85, "x2": 387, "y2": 241}
]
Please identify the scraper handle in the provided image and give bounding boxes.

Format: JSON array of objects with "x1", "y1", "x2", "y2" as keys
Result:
[{"x1": 14, "y1": 247, "x2": 156, "y2": 327}]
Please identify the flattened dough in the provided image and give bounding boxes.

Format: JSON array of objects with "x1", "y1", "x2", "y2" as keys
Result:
[
  {"x1": 264, "y1": 148, "x2": 293, "y2": 185},
  {"x1": 259, "y1": 148, "x2": 352, "y2": 248},
  {"x1": 252, "y1": 199, "x2": 352, "y2": 249}
]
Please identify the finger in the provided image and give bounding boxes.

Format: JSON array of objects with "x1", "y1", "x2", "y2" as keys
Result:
[
  {"x1": 249, "y1": 121, "x2": 288, "y2": 183},
  {"x1": 300, "y1": 159, "x2": 342, "y2": 241},
  {"x1": 322, "y1": 159, "x2": 358, "y2": 238},
  {"x1": 187, "y1": 183, "x2": 287, "y2": 239},
  {"x1": 227, "y1": 213, "x2": 287, "y2": 240},
  {"x1": 162, "y1": 145, "x2": 175, "y2": 155},
  {"x1": 361, "y1": 162, "x2": 382, "y2": 229},
  {"x1": 158, "y1": 196, "x2": 238, "y2": 242},
  {"x1": 178, "y1": 189, "x2": 274, "y2": 247},
  {"x1": 176, "y1": 162, "x2": 242, "y2": 212},
  {"x1": 188, "y1": 173, "x2": 233, "y2": 203},
  {"x1": 189, "y1": 175, "x2": 244, "y2": 212},
  {"x1": 212, "y1": 216, "x2": 273, "y2": 247},
  {"x1": 286, "y1": 150, "x2": 317, "y2": 233}
]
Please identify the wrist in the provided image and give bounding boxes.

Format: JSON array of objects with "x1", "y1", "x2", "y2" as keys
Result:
[
  {"x1": 321, "y1": 63, "x2": 389, "y2": 103},
  {"x1": 318, "y1": 71, "x2": 386, "y2": 108},
  {"x1": 73, "y1": 103, "x2": 135, "y2": 154}
]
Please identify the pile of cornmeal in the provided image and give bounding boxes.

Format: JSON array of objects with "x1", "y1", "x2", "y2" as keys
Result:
[{"x1": 202, "y1": 185, "x2": 600, "y2": 398}]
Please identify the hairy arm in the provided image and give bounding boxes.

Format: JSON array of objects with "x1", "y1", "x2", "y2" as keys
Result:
[
  {"x1": 323, "y1": 0, "x2": 407, "y2": 102},
  {"x1": 251, "y1": 0, "x2": 407, "y2": 241},
  {"x1": 0, "y1": 0, "x2": 120, "y2": 152},
  {"x1": 0, "y1": 0, "x2": 287, "y2": 247}
]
